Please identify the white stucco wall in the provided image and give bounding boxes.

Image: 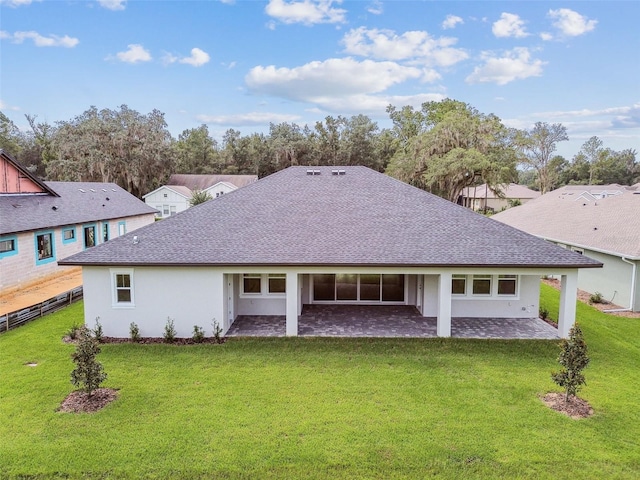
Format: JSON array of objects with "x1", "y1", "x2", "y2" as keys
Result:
[
  {"x1": 204, "y1": 183, "x2": 237, "y2": 198},
  {"x1": 421, "y1": 274, "x2": 540, "y2": 318},
  {"x1": 0, "y1": 213, "x2": 154, "y2": 292},
  {"x1": 82, "y1": 266, "x2": 226, "y2": 338}
]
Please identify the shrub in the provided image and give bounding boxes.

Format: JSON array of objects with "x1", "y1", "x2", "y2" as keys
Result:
[
  {"x1": 129, "y1": 322, "x2": 140, "y2": 342},
  {"x1": 70, "y1": 326, "x2": 107, "y2": 395},
  {"x1": 589, "y1": 292, "x2": 604, "y2": 304},
  {"x1": 212, "y1": 319, "x2": 224, "y2": 344},
  {"x1": 192, "y1": 325, "x2": 205, "y2": 343},
  {"x1": 163, "y1": 317, "x2": 177, "y2": 343},
  {"x1": 539, "y1": 308, "x2": 549, "y2": 320},
  {"x1": 93, "y1": 317, "x2": 103, "y2": 343},
  {"x1": 65, "y1": 322, "x2": 81, "y2": 340},
  {"x1": 552, "y1": 323, "x2": 590, "y2": 403}
]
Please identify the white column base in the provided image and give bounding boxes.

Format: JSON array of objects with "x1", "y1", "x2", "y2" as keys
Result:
[
  {"x1": 437, "y1": 272, "x2": 452, "y2": 337},
  {"x1": 558, "y1": 271, "x2": 578, "y2": 338},
  {"x1": 286, "y1": 272, "x2": 299, "y2": 336}
]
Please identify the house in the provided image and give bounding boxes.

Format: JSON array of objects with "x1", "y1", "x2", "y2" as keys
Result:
[
  {"x1": 144, "y1": 174, "x2": 258, "y2": 218},
  {"x1": 493, "y1": 184, "x2": 640, "y2": 312},
  {"x1": 59, "y1": 166, "x2": 601, "y2": 339},
  {"x1": 0, "y1": 150, "x2": 157, "y2": 292},
  {"x1": 459, "y1": 183, "x2": 540, "y2": 212}
]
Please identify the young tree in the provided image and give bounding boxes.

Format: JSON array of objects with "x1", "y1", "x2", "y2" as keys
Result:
[
  {"x1": 70, "y1": 326, "x2": 107, "y2": 396},
  {"x1": 552, "y1": 323, "x2": 590, "y2": 403},
  {"x1": 189, "y1": 189, "x2": 212, "y2": 206}
]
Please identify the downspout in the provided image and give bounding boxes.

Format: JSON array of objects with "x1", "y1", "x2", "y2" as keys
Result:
[{"x1": 604, "y1": 257, "x2": 637, "y2": 312}]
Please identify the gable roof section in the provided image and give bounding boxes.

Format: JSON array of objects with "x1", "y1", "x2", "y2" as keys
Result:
[
  {"x1": 168, "y1": 174, "x2": 258, "y2": 190},
  {"x1": 143, "y1": 184, "x2": 193, "y2": 200},
  {"x1": 0, "y1": 149, "x2": 58, "y2": 196},
  {"x1": 60, "y1": 166, "x2": 600, "y2": 269},
  {"x1": 492, "y1": 184, "x2": 640, "y2": 259},
  {"x1": 1, "y1": 181, "x2": 158, "y2": 235},
  {"x1": 461, "y1": 183, "x2": 540, "y2": 200}
]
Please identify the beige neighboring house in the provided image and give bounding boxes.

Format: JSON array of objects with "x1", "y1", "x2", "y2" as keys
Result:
[
  {"x1": 143, "y1": 174, "x2": 258, "y2": 218},
  {"x1": 493, "y1": 184, "x2": 640, "y2": 312},
  {"x1": 459, "y1": 183, "x2": 540, "y2": 212}
]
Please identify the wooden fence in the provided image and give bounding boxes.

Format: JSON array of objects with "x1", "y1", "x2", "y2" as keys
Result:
[{"x1": 0, "y1": 286, "x2": 83, "y2": 333}]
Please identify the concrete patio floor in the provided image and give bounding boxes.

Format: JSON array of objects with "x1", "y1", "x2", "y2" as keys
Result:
[{"x1": 226, "y1": 305, "x2": 559, "y2": 340}]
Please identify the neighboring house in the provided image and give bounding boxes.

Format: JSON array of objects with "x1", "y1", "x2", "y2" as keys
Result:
[
  {"x1": 144, "y1": 174, "x2": 258, "y2": 218},
  {"x1": 459, "y1": 183, "x2": 540, "y2": 212},
  {"x1": 493, "y1": 184, "x2": 640, "y2": 312},
  {"x1": 60, "y1": 166, "x2": 601, "y2": 339},
  {"x1": 0, "y1": 150, "x2": 157, "y2": 292}
]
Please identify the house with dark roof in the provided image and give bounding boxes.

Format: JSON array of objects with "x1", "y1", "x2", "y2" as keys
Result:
[
  {"x1": 493, "y1": 184, "x2": 640, "y2": 312},
  {"x1": 60, "y1": 166, "x2": 601, "y2": 339},
  {"x1": 459, "y1": 183, "x2": 540, "y2": 212},
  {"x1": 143, "y1": 174, "x2": 258, "y2": 218},
  {"x1": 0, "y1": 150, "x2": 157, "y2": 292}
]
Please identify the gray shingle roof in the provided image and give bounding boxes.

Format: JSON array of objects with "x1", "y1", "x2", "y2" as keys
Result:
[
  {"x1": 59, "y1": 166, "x2": 601, "y2": 268},
  {"x1": 461, "y1": 183, "x2": 541, "y2": 200},
  {"x1": 493, "y1": 184, "x2": 640, "y2": 258},
  {"x1": 1, "y1": 181, "x2": 158, "y2": 235}
]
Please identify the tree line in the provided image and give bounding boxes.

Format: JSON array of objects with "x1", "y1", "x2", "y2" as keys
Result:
[{"x1": 1, "y1": 100, "x2": 638, "y2": 201}]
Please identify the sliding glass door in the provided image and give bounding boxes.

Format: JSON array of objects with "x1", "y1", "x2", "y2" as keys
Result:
[{"x1": 312, "y1": 274, "x2": 405, "y2": 303}]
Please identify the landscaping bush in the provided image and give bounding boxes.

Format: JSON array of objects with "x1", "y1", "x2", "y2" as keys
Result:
[
  {"x1": 589, "y1": 292, "x2": 605, "y2": 304},
  {"x1": 552, "y1": 323, "x2": 590, "y2": 402},
  {"x1": 192, "y1": 325, "x2": 205, "y2": 343},
  {"x1": 163, "y1": 317, "x2": 176, "y2": 343},
  {"x1": 93, "y1": 317, "x2": 103, "y2": 343},
  {"x1": 70, "y1": 326, "x2": 107, "y2": 395},
  {"x1": 129, "y1": 322, "x2": 140, "y2": 342}
]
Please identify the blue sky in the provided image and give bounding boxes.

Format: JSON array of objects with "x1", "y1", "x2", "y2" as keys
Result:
[{"x1": 1, "y1": 0, "x2": 638, "y2": 158}]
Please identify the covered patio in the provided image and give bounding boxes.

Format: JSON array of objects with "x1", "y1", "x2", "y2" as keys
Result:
[{"x1": 226, "y1": 305, "x2": 559, "y2": 340}]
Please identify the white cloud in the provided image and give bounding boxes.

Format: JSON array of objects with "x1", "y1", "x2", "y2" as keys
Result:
[
  {"x1": 466, "y1": 47, "x2": 545, "y2": 85},
  {"x1": 179, "y1": 48, "x2": 210, "y2": 67},
  {"x1": 97, "y1": 0, "x2": 126, "y2": 11},
  {"x1": 115, "y1": 44, "x2": 152, "y2": 63},
  {"x1": 492, "y1": 13, "x2": 528, "y2": 38},
  {"x1": 0, "y1": 99, "x2": 20, "y2": 111},
  {"x1": 1, "y1": 30, "x2": 79, "y2": 47},
  {"x1": 265, "y1": 0, "x2": 346, "y2": 25},
  {"x1": 342, "y1": 27, "x2": 468, "y2": 67},
  {"x1": 0, "y1": 0, "x2": 40, "y2": 7},
  {"x1": 539, "y1": 32, "x2": 553, "y2": 41},
  {"x1": 537, "y1": 103, "x2": 640, "y2": 129},
  {"x1": 246, "y1": 57, "x2": 422, "y2": 101},
  {"x1": 196, "y1": 112, "x2": 302, "y2": 126},
  {"x1": 367, "y1": 0, "x2": 383, "y2": 15},
  {"x1": 548, "y1": 8, "x2": 597, "y2": 37},
  {"x1": 308, "y1": 92, "x2": 445, "y2": 114},
  {"x1": 442, "y1": 15, "x2": 463, "y2": 30}
]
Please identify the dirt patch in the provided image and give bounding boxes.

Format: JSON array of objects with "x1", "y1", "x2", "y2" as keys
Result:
[
  {"x1": 58, "y1": 388, "x2": 119, "y2": 413},
  {"x1": 542, "y1": 278, "x2": 640, "y2": 318},
  {"x1": 542, "y1": 392, "x2": 593, "y2": 419}
]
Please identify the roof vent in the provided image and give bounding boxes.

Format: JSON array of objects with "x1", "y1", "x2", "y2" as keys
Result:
[
  {"x1": 331, "y1": 170, "x2": 339, "y2": 175},
  {"x1": 338, "y1": 169, "x2": 346, "y2": 175},
  {"x1": 307, "y1": 169, "x2": 321, "y2": 175},
  {"x1": 306, "y1": 169, "x2": 314, "y2": 175},
  {"x1": 133, "y1": 235, "x2": 139, "y2": 245},
  {"x1": 90, "y1": 189, "x2": 96, "y2": 192},
  {"x1": 51, "y1": 206, "x2": 58, "y2": 211},
  {"x1": 79, "y1": 189, "x2": 85, "y2": 193}
]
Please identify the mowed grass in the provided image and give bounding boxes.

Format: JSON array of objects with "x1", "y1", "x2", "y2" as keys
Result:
[{"x1": 1, "y1": 284, "x2": 639, "y2": 479}]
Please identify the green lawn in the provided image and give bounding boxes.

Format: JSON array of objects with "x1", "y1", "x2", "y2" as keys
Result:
[{"x1": 1, "y1": 284, "x2": 639, "y2": 479}]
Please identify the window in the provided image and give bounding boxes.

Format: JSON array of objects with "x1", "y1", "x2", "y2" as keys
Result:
[
  {"x1": 163, "y1": 205, "x2": 169, "y2": 216},
  {"x1": 268, "y1": 274, "x2": 286, "y2": 294},
  {"x1": 111, "y1": 269, "x2": 134, "y2": 306},
  {"x1": 35, "y1": 231, "x2": 55, "y2": 264},
  {"x1": 62, "y1": 228, "x2": 76, "y2": 244},
  {"x1": 163, "y1": 193, "x2": 168, "y2": 198},
  {"x1": 83, "y1": 225, "x2": 96, "y2": 248},
  {"x1": 472, "y1": 275, "x2": 492, "y2": 295},
  {"x1": 382, "y1": 274, "x2": 404, "y2": 302},
  {"x1": 360, "y1": 274, "x2": 381, "y2": 301},
  {"x1": 243, "y1": 274, "x2": 262, "y2": 294},
  {"x1": 170, "y1": 205, "x2": 176, "y2": 216},
  {"x1": 118, "y1": 222, "x2": 126, "y2": 236},
  {"x1": 102, "y1": 223, "x2": 109, "y2": 243},
  {"x1": 497, "y1": 275, "x2": 517, "y2": 295},
  {"x1": 0, "y1": 236, "x2": 18, "y2": 258},
  {"x1": 313, "y1": 274, "x2": 336, "y2": 301},
  {"x1": 452, "y1": 275, "x2": 466, "y2": 295}
]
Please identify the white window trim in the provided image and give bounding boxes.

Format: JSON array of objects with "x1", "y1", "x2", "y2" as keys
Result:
[
  {"x1": 240, "y1": 274, "x2": 287, "y2": 297},
  {"x1": 111, "y1": 268, "x2": 135, "y2": 308},
  {"x1": 452, "y1": 274, "x2": 519, "y2": 300},
  {"x1": 451, "y1": 274, "x2": 467, "y2": 296}
]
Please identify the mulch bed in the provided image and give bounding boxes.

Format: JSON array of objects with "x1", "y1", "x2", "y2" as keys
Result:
[
  {"x1": 100, "y1": 336, "x2": 226, "y2": 345},
  {"x1": 58, "y1": 388, "x2": 119, "y2": 413},
  {"x1": 542, "y1": 392, "x2": 594, "y2": 419}
]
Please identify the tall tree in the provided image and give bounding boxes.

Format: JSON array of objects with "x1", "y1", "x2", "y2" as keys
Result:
[
  {"x1": 0, "y1": 111, "x2": 22, "y2": 157},
  {"x1": 517, "y1": 122, "x2": 569, "y2": 194},
  {"x1": 48, "y1": 105, "x2": 174, "y2": 197},
  {"x1": 385, "y1": 99, "x2": 519, "y2": 203},
  {"x1": 173, "y1": 124, "x2": 220, "y2": 174},
  {"x1": 578, "y1": 136, "x2": 604, "y2": 185}
]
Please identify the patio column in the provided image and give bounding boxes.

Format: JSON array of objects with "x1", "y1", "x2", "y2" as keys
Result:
[
  {"x1": 286, "y1": 272, "x2": 299, "y2": 336},
  {"x1": 437, "y1": 272, "x2": 452, "y2": 337},
  {"x1": 211, "y1": 271, "x2": 226, "y2": 334},
  {"x1": 558, "y1": 271, "x2": 578, "y2": 338}
]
